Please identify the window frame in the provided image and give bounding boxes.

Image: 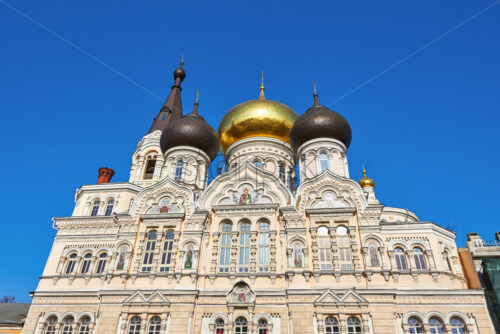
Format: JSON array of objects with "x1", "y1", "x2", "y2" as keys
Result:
[
  {"x1": 96, "y1": 253, "x2": 108, "y2": 274},
  {"x1": 104, "y1": 199, "x2": 114, "y2": 216},
  {"x1": 238, "y1": 222, "x2": 251, "y2": 272},
  {"x1": 258, "y1": 220, "x2": 270, "y2": 272},
  {"x1": 318, "y1": 226, "x2": 332, "y2": 270},
  {"x1": 159, "y1": 230, "x2": 175, "y2": 272},
  {"x1": 394, "y1": 247, "x2": 408, "y2": 270},
  {"x1": 219, "y1": 223, "x2": 232, "y2": 273},
  {"x1": 65, "y1": 253, "x2": 78, "y2": 274},
  {"x1": 174, "y1": 160, "x2": 184, "y2": 181},
  {"x1": 127, "y1": 316, "x2": 142, "y2": 334},
  {"x1": 413, "y1": 247, "x2": 427, "y2": 270},
  {"x1": 90, "y1": 200, "x2": 101, "y2": 216},
  {"x1": 325, "y1": 316, "x2": 339, "y2": 334},
  {"x1": 142, "y1": 230, "x2": 157, "y2": 272}
]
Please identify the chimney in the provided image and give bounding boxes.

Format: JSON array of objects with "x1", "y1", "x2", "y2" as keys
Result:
[{"x1": 97, "y1": 167, "x2": 115, "y2": 184}]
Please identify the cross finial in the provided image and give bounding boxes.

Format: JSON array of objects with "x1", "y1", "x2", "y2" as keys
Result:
[
  {"x1": 180, "y1": 54, "x2": 184, "y2": 66},
  {"x1": 313, "y1": 80, "x2": 319, "y2": 106},
  {"x1": 259, "y1": 70, "x2": 266, "y2": 100},
  {"x1": 195, "y1": 89, "x2": 199, "y2": 104},
  {"x1": 362, "y1": 164, "x2": 367, "y2": 176}
]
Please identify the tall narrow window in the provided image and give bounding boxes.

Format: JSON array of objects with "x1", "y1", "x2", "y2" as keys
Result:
[
  {"x1": 78, "y1": 317, "x2": 90, "y2": 334},
  {"x1": 235, "y1": 317, "x2": 248, "y2": 334},
  {"x1": 219, "y1": 223, "x2": 232, "y2": 272},
  {"x1": 347, "y1": 317, "x2": 362, "y2": 334},
  {"x1": 148, "y1": 316, "x2": 161, "y2": 334},
  {"x1": 253, "y1": 159, "x2": 262, "y2": 169},
  {"x1": 174, "y1": 161, "x2": 184, "y2": 181},
  {"x1": 319, "y1": 152, "x2": 328, "y2": 173},
  {"x1": 238, "y1": 222, "x2": 250, "y2": 272},
  {"x1": 408, "y1": 317, "x2": 423, "y2": 334},
  {"x1": 142, "y1": 230, "x2": 157, "y2": 272},
  {"x1": 279, "y1": 163, "x2": 286, "y2": 182},
  {"x1": 128, "y1": 316, "x2": 141, "y2": 334},
  {"x1": 159, "y1": 230, "x2": 174, "y2": 272},
  {"x1": 61, "y1": 317, "x2": 74, "y2": 334},
  {"x1": 258, "y1": 221, "x2": 270, "y2": 272},
  {"x1": 161, "y1": 113, "x2": 167, "y2": 120},
  {"x1": 318, "y1": 226, "x2": 332, "y2": 270},
  {"x1": 394, "y1": 248, "x2": 407, "y2": 270},
  {"x1": 104, "y1": 199, "x2": 114, "y2": 216},
  {"x1": 44, "y1": 317, "x2": 57, "y2": 334},
  {"x1": 144, "y1": 157, "x2": 157, "y2": 180},
  {"x1": 65, "y1": 253, "x2": 77, "y2": 274},
  {"x1": 293, "y1": 243, "x2": 304, "y2": 268},
  {"x1": 443, "y1": 251, "x2": 453, "y2": 272},
  {"x1": 413, "y1": 248, "x2": 427, "y2": 270},
  {"x1": 80, "y1": 253, "x2": 92, "y2": 274},
  {"x1": 450, "y1": 318, "x2": 467, "y2": 334},
  {"x1": 258, "y1": 319, "x2": 268, "y2": 334},
  {"x1": 184, "y1": 245, "x2": 194, "y2": 269},
  {"x1": 215, "y1": 318, "x2": 225, "y2": 334},
  {"x1": 429, "y1": 318, "x2": 444, "y2": 334},
  {"x1": 90, "y1": 200, "x2": 100, "y2": 216},
  {"x1": 325, "y1": 316, "x2": 339, "y2": 334},
  {"x1": 337, "y1": 226, "x2": 352, "y2": 270},
  {"x1": 96, "y1": 253, "x2": 107, "y2": 274},
  {"x1": 368, "y1": 242, "x2": 380, "y2": 266}
]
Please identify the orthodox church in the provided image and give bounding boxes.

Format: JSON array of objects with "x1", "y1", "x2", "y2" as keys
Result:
[{"x1": 22, "y1": 62, "x2": 496, "y2": 334}]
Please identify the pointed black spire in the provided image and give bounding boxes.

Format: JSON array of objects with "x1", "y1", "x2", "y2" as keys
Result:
[
  {"x1": 313, "y1": 80, "x2": 320, "y2": 106},
  {"x1": 190, "y1": 90, "x2": 200, "y2": 116},
  {"x1": 148, "y1": 57, "x2": 186, "y2": 134}
]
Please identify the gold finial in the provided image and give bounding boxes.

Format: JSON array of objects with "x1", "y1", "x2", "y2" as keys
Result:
[
  {"x1": 259, "y1": 70, "x2": 266, "y2": 100},
  {"x1": 359, "y1": 164, "x2": 375, "y2": 188},
  {"x1": 195, "y1": 89, "x2": 199, "y2": 104}
]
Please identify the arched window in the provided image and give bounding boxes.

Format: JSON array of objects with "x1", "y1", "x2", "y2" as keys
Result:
[
  {"x1": 258, "y1": 221, "x2": 270, "y2": 272},
  {"x1": 368, "y1": 241, "x2": 380, "y2": 266},
  {"x1": 161, "y1": 113, "x2": 167, "y2": 121},
  {"x1": 347, "y1": 317, "x2": 362, "y2": 334},
  {"x1": 258, "y1": 319, "x2": 268, "y2": 334},
  {"x1": 90, "y1": 200, "x2": 100, "y2": 216},
  {"x1": 318, "y1": 226, "x2": 332, "y2": 270},
  {"x1": 128, "y1": 316, "x2": 141, "y2": 334},
  {"x1": 235, "y1": 317, "x2": 248, "y2": 334},
  {"x1": 253, "y1": 159, "x2": 263, "y2": 169},
  {"x1": 80, "y1": 253, "x2": 92, "y2": 274},
  {"x1": 78, "y1": 317, "x2": 91, "y2": 334},
  {"x1": 325, "y1": 316, "x2": 339, "y2": 334},
  {"x1": 408, "y1": 317, "x2": 423, "y2": 334},
  {"x1": 43, "y1": 317, "x2": 57, "y2": 334},
  {"x1": 319, "y1": 152, "x2": 328, "y2": 173},
  {"x1": 142, "y1": 230, "x2": 157, "y2": 272},
  {"x1": 65, "y1": 253, "x2": 77, "y2": 274},
  {"x1": 61, "y1": 317, "x2": 74, "y2": 334},
  {"x1": 215, "y1": 318, "x2": 225, "y2": 334},
  {"x1": 293, "y1": 242, "x2": 304, "y2": 268},
  {"x1": 450, "y1": 318, "x2": 467, "y2": 334},
  {"x1": 238, "y1": 222, "x2": 250, "y2": 272},
  {"x1": 159, "y1": 230, "x2": 174, "y2": 272},
  {"x1": 148, "y1": 316, "x2": 161, "y2": 334},
  {"x1": 174, "y1": 161, "x2": 184, "y2": 181},
  {"x1": 104, "y1": 199, "x2": 114, "y2": 216},
  {"x1": 279, "y1": 163, "x2": 286, "y2": 182},
  {"x1": 394, "y1": 248, "x2": 407, "y2": 270},
  {"x1": 219, "y1": 223, "x2": 232, "y2": 272},
  {"x1": 429, "y1": 318, "x2": 444, "y2": 334},
  {"x1": 96, "y1": 253, "x2": 107, "y2": 274},
  {"x1": 116, "y1": 247, "x2": 127, "y2": 271},
  {"x1": 443, "y1": 251, "x2": 453, "y2": 272},
  {"x1": 337, "y1": 226, "x2": 352, "y2": 270},
  {"x1": 144, "y1": 156, "x2": 157, "y2": 180},
  {"x1": 184, "y1": 245, "x2": 194, "y2": 269},
  {"x1": 413, "y1": 248, "x2": 426, "y2": 270}
]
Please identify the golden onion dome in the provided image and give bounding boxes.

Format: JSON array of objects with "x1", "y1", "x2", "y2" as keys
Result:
[
  {"x1": 218, "y1": 79, "x2": 298, "y2": 154},
  {"x1": 359, "y1": 166, "x2": 375, "y2": 188}
]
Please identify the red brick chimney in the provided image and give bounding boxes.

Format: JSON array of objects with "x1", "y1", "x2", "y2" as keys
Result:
[{"x1": 97, "y1": 167, "x2": 115, "y2": 184}]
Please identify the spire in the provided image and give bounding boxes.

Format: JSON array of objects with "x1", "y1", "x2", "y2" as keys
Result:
[
  {"x1": 259, "y1": 70, "x2": 266, "y2": 100},
  {"x1": 190, "y1": 90, "x2": 200, "y2": 116},
  {"x1": 147, "y1": 57, "x2": 186, "y2": 133},
  {"x1": 313, "y1": 80, "x2": 320, "y2": 106}
]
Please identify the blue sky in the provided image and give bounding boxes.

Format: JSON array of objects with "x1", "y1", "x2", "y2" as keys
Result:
[{"x1": 0, "y1": 1, "x2": 499, "y2": 302}]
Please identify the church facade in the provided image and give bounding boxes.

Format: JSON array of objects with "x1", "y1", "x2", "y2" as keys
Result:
[{"x1": 22, "y1": 62, "x2": 496, "y2": 334}]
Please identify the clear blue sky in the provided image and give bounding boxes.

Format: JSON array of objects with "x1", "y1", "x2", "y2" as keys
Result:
[{"x1": 1, "y1": 0, "x2": 499, "y2": 302}]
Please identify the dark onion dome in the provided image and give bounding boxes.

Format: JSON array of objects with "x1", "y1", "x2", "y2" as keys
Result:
[
  {"x1": 160, "y1": 93, "x2": 220, "y2": 161},
  {"x1": 289, "y1": 89, "x2": 352, "y2": 153}
]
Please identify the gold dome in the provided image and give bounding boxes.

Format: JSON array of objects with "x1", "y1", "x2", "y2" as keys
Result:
[
  {"x1": 359, "y1": 166, "x2": 375, "y2": 188},
  {"x1": 218, "y1": 82, "x2": 298, "y2": 154}
]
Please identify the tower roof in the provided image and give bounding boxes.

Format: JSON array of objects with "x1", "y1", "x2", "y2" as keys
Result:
[{"x1": 147, "y1": 58, "x2": 186, "y2": 134}]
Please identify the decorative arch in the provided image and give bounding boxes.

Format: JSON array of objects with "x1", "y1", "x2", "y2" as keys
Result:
[
  {"x1": 287, "y1": 235, "x2": 307, "y2": 248},
  {"x1": 62, "y1": 248, "x2": 81, "y2": 257},
  {"x1": 115, "y1": 240, "x2": 133, "y2": 250},
  {"x1": 41, "y1": 312, "x2": 60, "y2": 323},
  {"x1": 209, "y1": 313, "x2": 229, "y2": 324},
  {"x1": 253, "y1": 313, "x2": 273, "y2": 325},
  {"x1": 75, "y1": 311, "x2": 95, "y2": 323},
  {"x1": 362, "y1": 234, "x2": 384, "y2": 245},
  {"x1": 425, "y1": 311, "x2": 446, "y2": 323},
  {"x1": 180, "y1": 239, "x2": 199, "y2": 249},
  {"x1": 60, "y1": 311, "x2": 77, "y2": 321},
  {"x1": 387, "y1": 239, "x2": 409, "y2": 251},
  {"x1": 408, "y1": 240, "x2": 431, "y2": 251},
  {"x1": 403, "y1": 311, "x2": 426, "y2": 323},
  {"x1": 445, "y1": 311, "x2": 471, "y2": 324}
]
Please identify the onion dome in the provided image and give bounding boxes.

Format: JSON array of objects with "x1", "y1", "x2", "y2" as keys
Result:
[
  {"x1": 289, "y1": 85, "x2": 352, "y2": 153},
  {"x1": 359, "y1": 166, "x2": 375, "y2": 188},
  {"x1": 218, "y1": 74, "x2": 298, "y2": 154},
  {"x1": 160, "y1": 91, "x2": 219, "y2": 161}
]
